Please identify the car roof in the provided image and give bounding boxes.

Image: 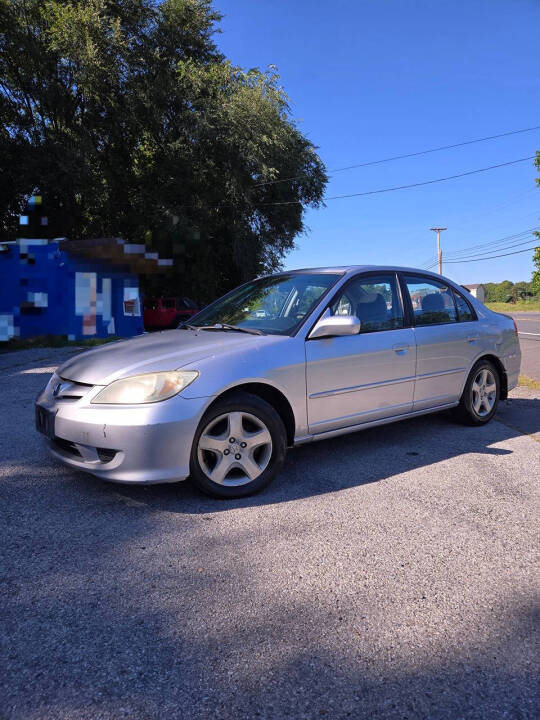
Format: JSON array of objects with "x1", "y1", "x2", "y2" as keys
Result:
[{"x1": 271, "y1": 265, "x2": 445, "y2": 278}]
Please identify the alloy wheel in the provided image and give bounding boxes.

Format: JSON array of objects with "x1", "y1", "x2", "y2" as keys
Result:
[
  {"x1": 197, "y1": 411, "x2": 273, "y2": 486},
  {"x1": 471, "y1": 368, "x2": 497, "y2": 417}
]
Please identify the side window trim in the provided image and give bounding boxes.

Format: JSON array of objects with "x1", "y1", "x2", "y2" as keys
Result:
[{"x1": 397, "y1": 272, "x2": 414, "y2": 327}]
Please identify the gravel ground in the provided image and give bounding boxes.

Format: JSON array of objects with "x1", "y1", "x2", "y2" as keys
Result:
[{"x1": 1, "y1": 348, "x2": 539, "y2": 720}]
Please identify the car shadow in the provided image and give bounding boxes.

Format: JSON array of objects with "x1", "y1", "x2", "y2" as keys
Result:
[
  {"x1": 10, "y1": 360, "x2": 540, "y2": 514},
  {"x1": 105, "y1": 399, "x2": 539, "y2": 514}
]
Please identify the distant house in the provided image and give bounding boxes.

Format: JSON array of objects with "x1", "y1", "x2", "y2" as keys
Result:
[
  {"x1": 0, "y1": 237, "x2": 172, "y2": 341},
  {"x1": 462, "y1": 284, "x2": 485, "y2": 303}
]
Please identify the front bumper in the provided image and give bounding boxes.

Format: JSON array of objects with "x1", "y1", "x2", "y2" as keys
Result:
[{"x1": 35, "y1": 380, "x2": 209, "y2": 484}]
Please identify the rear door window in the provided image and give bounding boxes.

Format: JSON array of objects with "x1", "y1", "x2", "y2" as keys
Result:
[{"x1": 404, "y1": 275, "x2": 457, "y2": 326}]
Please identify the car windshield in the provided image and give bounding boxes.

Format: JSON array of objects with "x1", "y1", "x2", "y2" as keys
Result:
[{"x1": 187, "y1": 273, "x2": 342, "y2": 336}]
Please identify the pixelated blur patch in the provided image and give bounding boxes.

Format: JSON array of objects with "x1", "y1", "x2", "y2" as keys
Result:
[
  {"x1": 27, "y1": 292, "x2": 49, "y2": 308},
  {"x1": 75, "y1": 272, "x2": 96, "y2": 316},
  {"x1": 29, "y1": 195, "x2": 42, "y2": 206},
  {"x1": 123, "y1": 283, "x2": 141, "y2": 316},
  {"x1": 101, "y1": 278, "x2": 112, "y2": 321},
  {"x1": 19, "y1": 215, "x2": 29, "y2": 226},
  {"x1": 0, "y1": 314, "x2": 16, "y2": 341},
  {"x1": 75, "y1": 272, "x2": 97, "y2": 335}
]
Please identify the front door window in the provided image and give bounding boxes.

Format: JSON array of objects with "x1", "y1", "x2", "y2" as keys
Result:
[{"x1": 330, "y1": 273, "x2": 404, "y2": 333}]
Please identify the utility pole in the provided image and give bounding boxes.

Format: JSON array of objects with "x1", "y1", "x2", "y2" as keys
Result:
[{"x1": 430, "y1": 227, "x2": 447, "y2": 275}]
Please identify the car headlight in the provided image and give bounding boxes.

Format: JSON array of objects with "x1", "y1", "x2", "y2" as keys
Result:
[{"x1": 91, "y1": 371, "x2": 199, "y2": 404}]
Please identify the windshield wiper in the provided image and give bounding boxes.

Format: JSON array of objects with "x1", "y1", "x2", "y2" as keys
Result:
[
  {"x1": 193, "y1": 323, "x2": 266, "y2": 336},
  {"x1": 178, "y1": 323, "x2": 198, "y2": 330}
]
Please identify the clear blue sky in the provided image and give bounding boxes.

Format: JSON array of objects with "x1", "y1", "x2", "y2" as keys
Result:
[{"x1": 215, "y1": 0, "x2": 540, "y2": 284}]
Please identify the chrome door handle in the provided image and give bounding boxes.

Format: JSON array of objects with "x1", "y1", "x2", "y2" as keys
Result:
[{"x1": 392, "y1": 343, "x2": 410, "y2": 354}]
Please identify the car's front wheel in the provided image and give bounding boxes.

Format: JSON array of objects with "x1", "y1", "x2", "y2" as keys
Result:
[
  {"x1": 454, "y1": 359, "x2": 500, "y2": 425},
  {"x1": 189, "y1": 392, "x2": 287, "y2": 498}
]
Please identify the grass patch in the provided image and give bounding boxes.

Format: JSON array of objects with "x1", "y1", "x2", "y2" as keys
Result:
[
  {"x1": 0, "y1": 334, "x2": 122, "y2": 353},
  {"x1": 486, "y1": 300, "x2": 540, "y2": 313},
  {"x1": 518, "y1": 375, "x2": 540, "y2": 391}
]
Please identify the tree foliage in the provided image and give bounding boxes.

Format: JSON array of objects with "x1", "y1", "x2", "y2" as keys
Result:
[
  {"x1": 0, "y1": 0, "x2": 327, "y2": 298},
  {"x1": 484, "y1": 280, "x2": 535, "y2": 303}
]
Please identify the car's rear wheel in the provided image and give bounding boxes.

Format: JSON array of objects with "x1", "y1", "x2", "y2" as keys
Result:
[
  {"x1": 454, "y1": 359, "x2": 500, "y2": 425},
  {"x1": 189, "y1": 392, "x2": 286, "y2": 498}
]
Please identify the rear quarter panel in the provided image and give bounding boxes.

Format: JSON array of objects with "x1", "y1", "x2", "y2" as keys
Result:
[{"x1": 458, "y1": 297, "x2": 521, "y2": 394}]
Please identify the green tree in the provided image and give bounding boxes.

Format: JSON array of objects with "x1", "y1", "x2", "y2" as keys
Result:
[
  {"x1": 484, "y1": 280, "x2": 514, "y2": 302},
  {"x1": 0, "y1": 0, "x2": 327, "y2": 299},
  {"x1": 512, "y1": 280, "x2": 531, "y2": 300},
  {"x1": 532, "y1": 248, "x2": 540, "y2": 295}
]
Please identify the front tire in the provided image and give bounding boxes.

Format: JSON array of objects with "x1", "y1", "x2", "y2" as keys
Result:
[
  {"x1": 454, "y1": 359, "x2": 500, "y2": 426},
  {"x1": 189, "y1": 392, "x2": 287, "y2": 498}
]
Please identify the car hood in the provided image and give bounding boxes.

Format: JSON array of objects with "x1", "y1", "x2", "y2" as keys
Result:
[{"x1": 56, "y1": 330, "x2": 271, "y2": 385}]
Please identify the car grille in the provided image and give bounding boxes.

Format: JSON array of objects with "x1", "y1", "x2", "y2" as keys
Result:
[{"x1": 54, "y1": 377, "x2": 94, "y2": 400}]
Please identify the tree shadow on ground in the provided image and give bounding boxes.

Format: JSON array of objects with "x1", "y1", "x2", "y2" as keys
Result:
[{"x1": 2, "y1": 469, "x2": 538, "y2": 719}]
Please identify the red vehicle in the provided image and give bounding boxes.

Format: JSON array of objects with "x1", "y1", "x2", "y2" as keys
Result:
[{"x1": 143, "y1": 297, "x2": 199, "y2": 330}]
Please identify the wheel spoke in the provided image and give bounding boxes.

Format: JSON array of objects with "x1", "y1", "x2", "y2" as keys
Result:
[
  {"x1": 198, "y1": 434, "x2": 228, "y2": 454},
  {"x1": 240, "y1": 455, "x2": 262, "y2": 480},
  {"x1": 473, "y1": 394, "x2": 482, "y2": 413},
  {"x1": 485, "y1": 383, "x2": 496, "y2": 394},
  {"x1": 245, "y1": 427, "x2": 272, "y2": 450},
  {"x1": 472, "y1": 381, "x2": 482, "y2": 394},
  {"x1": 209, "y1": 456, "x2": 232, "y2": 484},
  {"x1": 480, "y1": 369, "x2": 488, "y2": 387},
  {"x1": 227, "y1": 412, "x2": 244, "y2": 440}
]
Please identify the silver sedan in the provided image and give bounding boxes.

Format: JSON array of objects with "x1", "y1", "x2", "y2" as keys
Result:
[{"x1": 35, "y1": 266, "x2": 521, "y2": 498}]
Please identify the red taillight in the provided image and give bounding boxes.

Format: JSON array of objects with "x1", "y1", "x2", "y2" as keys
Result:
[{"x1": 512, "y1": 319, "x2": 519, "y2": 336}]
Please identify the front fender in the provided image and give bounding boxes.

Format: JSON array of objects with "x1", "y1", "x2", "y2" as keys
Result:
[{"x1": 179, "y1": 337, "x2": 308, "y2": 437}]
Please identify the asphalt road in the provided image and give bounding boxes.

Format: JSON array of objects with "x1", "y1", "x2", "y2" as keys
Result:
[
  {"x1": 1, "y1": 348, "x2": 539, "y2": 720},
  {"x1": 510, "y1": 312, "x2": 540, "y2": 381}
]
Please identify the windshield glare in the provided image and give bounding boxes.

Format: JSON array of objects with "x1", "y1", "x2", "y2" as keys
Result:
[{"x1": 189, "y1": 273, "x2": 341, "y2": 336}]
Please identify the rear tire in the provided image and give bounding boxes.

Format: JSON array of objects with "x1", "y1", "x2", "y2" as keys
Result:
[
  {"x1": 453, "y1": 359, "x2": 500, "y2": 426},
  {"x1": 189, "y1": 392, "x2": 286, "y2": 498}
]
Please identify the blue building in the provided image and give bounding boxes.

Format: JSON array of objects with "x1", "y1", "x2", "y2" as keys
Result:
[{"x1": 0, "y1": 237, "x2": 172, "y2": 341}]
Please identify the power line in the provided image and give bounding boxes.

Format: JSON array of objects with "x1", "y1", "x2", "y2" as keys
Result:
[
  {"x1": 420, "y1": 226, "x2": 540, "y2": 268},
  {"x1": 445, "y1": 236, "x2": 539, "y2": 261},
  {"x1": 253, "y1": 124, "x2": 540, "y2": 188},
  {"x1": 444, "y1": 227, "x2": 540, "y2": 258},
  {"x1": 399, "y1": 186, "x2": 537, "y2": 250},
  {"x1": 444, "y1": 245, "x2": 539, "y2": 264},
  {"x1": 253, "y1": 155, "x2": 536, "y2": 207}
]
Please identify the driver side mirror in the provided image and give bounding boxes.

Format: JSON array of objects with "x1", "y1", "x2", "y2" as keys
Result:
[{"x1": 308, "y1": 313, "x2": 361, "y2": 339}]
